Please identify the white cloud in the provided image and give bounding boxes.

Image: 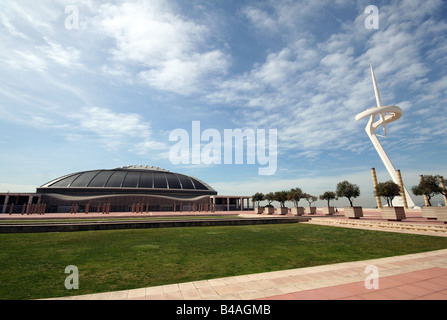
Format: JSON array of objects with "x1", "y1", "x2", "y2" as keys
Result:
[
  {"x1": 138, "y1": 50, "x2": 229, "y2": 94},
  {"x1": 206, "y1": 0, "x2": 447, "y2": 161},
  {"x1": 0, "y1": 182, "x2": 37, "y2": 193},
  {"x1": 95, "y1": 0, "x2": 229, "y2": 94},
  {"x1": 69, "y1": 106, "x2": 166, "y2": 152},
  {"x1": 37, "y1": 39, "x2": 82, "y2": 69},
  {"x1": 243, "y1": 7, "x2": 277, "y2": 32}
]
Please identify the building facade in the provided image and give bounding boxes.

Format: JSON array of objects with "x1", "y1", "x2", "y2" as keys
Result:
[{"x1": 0, "y1": 165, "x2": 252, "y2": 214}]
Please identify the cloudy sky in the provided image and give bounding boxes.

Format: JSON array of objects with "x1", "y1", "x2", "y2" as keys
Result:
[{"x1": 1, "y1": 0, "x2": 446, "y2": 207}]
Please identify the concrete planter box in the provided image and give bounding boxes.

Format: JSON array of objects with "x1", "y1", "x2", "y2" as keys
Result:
[
  {"x1": 254, "y1": 207, "x2": 264, "y2": 214},
  {"x1": 264, "y1": 207, "x2": 274, "y2": 215},
  {"x1": 277, "y1": 207, "x2": 288, "y2": 215},
  {"x1": 381, "y1": 207, "x2": 406, "y2": 221},
  {"x1": 306, "y1": 207, "x2": 317, "y2": 214},
  {"x1": 291, "y1": 207, "x2": 305, "y2": 216},
  {"x1": 435, "y1": 207, "x2": 447, "y2": 223},
  {"x1": 422, "y1": 207, "x2": 437, "y2": 219},
  {"x1": 322, "y1": 207, "x2": 335, "y2": 215},
  {"x1": 344, "y1": 206, "x2": 363, "y2": 219}
]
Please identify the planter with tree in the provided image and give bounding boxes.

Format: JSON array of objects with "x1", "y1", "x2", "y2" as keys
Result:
[
  {"x1": 252, "y1": 192, "x2": 264, "y2": 214},
  {"x1": 412, "y1": 175, "x2": 442, "y2": 219},
  {"x1": 274, "y1": 191, "x2": 289, "y2": 215},
  {"x1": 375, "y1": 180, "x2": 406, "y2": 221},
  {"x1": 288, "y1": 188, "x2": 305, "y2": 216},
  {"x1": 336, "y1": 180, "x2": 363, "y2": 219},
  {"x1": 304, "y1": 193, "x2": 317, "y2": 214},
  {"x1": 319, "y1": 191, "x2": 337, "y2": 215},
  {"x1": 263, "y1": 192, "x2": 275, "y2": 214}
]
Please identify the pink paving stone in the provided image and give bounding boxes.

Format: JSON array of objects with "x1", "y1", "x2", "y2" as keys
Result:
[
  {"x1": 340, "y1": 295, "x2": 364, "y2": 300},
  {"x1": 262, "y1": 267, "x2": 447, "y2": 300},
  {"x1": 379, "y1": 286, "x2": 421, "y2": 300},
  {"x1": 289, "y1": 290, "x2": 329, "y2": 300},
  {"x1": 397, "y1": 283, "x2": 438, "y2": 297},
  {"x1": 386, "y1": 273, "x2": 427, "y2": 285},
  {"x1": 312, "y1": 286, "x2": 354, "y2": 300},
  {"x1": 378, "y1": 277, "x2": 409, "y2": 289},
  {"x1": 411, "y1": 278, "x2": 447, "y2": 292},
  {"x1": 356, "y1": 291, "x2": 391, "y2": 300},
  {"x1": 259, "y1": 294, "x2": 290, "y2": 300},
  {"x1": 426, "y1": 276, "x2": 447, "y2": 288},
  {"x1": 336, "y1": 282, "x2": 371, "y2": 296},
  {"x1": 416, "y1": 292, "x2": 447, "y2": 300}
]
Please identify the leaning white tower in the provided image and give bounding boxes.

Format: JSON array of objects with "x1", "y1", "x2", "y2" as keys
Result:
[{"x1": 355, "y1": 63, "x2": 415, "y2": 208}]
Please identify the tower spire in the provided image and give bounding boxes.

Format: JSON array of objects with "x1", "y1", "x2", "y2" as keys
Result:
[{"x1": 370, "y1": 62, "x2": 382, "y2": 107}]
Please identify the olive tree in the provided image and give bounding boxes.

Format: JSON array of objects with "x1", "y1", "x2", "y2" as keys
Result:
[
  {"x1": 411, "y1": 175, "x2": 443, "y2": 206},
  {"x1": 304, "y1": 193, "x2": 317, "y2": 207},
  {"x1": 375, "y1": 181, "x2": 401, "y2": 207},
  {"x1": 263, "y1": 192, "x2": 275, "y2": 207},
  {"x1": 251, "y1": 192, "x2": 264, "y2": 208},
  {"x1": 319, "y1": 191, "x2": 337, "y2": 207},
  {"x1": 288, "y1": 188, "x2": 305, "y2": 207},
  {"x1": 336, "y1": 180, "x2": 360, "y2": 207},
  {"x1": 274, "y1": 191, "x2": 289, "y2": 208}
]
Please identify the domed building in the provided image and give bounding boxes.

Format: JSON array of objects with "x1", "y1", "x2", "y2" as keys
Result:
[{"x1": 36, "y1": 165, "x2": 217, "y2": 213}]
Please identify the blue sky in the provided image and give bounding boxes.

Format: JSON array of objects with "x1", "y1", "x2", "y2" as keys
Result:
[{"x1": 1, "y1": 0, "x2": 446, "y2": 207}]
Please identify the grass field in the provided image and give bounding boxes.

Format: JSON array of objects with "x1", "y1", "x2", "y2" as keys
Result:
[{"x1": 0, "y1": 223, "x2": 446, "y2": 300}]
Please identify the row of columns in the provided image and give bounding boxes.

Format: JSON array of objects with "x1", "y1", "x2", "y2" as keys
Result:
[
  {"x1": 130, "y1": 203, "x2": 213, "y2": 214},
  {"x1": 2, "y1": 194, "x2": 40, "y2": 214},
  {"x1": 69, "y1": 203, "x2": 111, "y2": 214},
  {"x1": 371, "y1": 168, "x2": 410, "y2": 209},
  {"x1": 209, "y1": 196, "x2": 252, "y2": 211},
  {"x1": 8, "y1": 203, "x2": 46, "y2": 215},
  {"x1": 371, "y1": 168, "x2": 447, "y2": 208}
]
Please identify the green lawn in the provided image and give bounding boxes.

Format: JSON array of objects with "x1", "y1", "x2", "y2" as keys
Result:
[{"x1": 0, "y1": 223, "x2": 446, "y2": 300}]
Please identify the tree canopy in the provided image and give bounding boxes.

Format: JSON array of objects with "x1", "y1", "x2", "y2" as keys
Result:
[
  {"x1": 251, "y1": 192, "x2": 264, "y2": 208},
  {"x1": 411, "y1": 175, "x2": 444, "y2": 206},
  {"x1": 336, "y1": 180, "x2": 360, "y2": 207},
  {"x1": 375, "y1": 180, "x2": 401, "y2": 207},
  {"x1": 319, "y1": 191, "x2": 337, "y2": 207},
  {"x1": 288, "y1": 188, "x2": 305, "y2": 207},
  {"x1": 304, "y1": 193, "x2": 317, "y2": 207},
  {"x1": 263, "y1": 192, "x2": 275, "y2": 207},
  {"x1": 274, "y1": 191, "x2": 289, "y2": 208}
]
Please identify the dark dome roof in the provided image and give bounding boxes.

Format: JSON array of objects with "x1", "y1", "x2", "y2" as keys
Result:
[{"x1": 39, "y1": 165, "x2": 215, "y2": 192}]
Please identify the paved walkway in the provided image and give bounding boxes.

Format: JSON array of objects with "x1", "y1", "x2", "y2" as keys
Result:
[
  {"x1": 49, "y1": 249, "x2": 447, "y2": 300},
  {"x1": 40, "y1": 208, "x2": 447, "y2": 301}
]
